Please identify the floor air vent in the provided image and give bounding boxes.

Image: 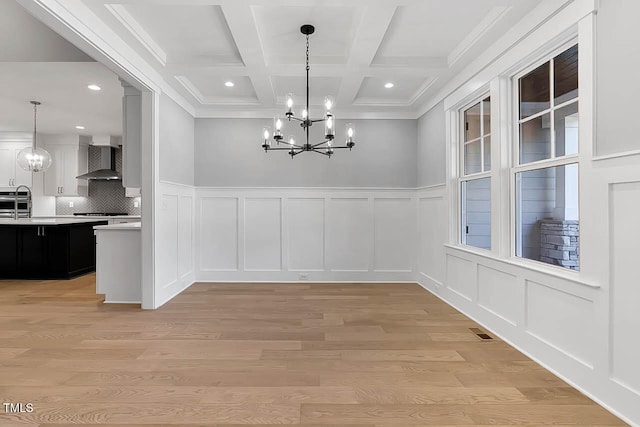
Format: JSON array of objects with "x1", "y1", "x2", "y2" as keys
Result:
[{"x1": 470, "y1": 327, "x2": 493, "y2": 340}]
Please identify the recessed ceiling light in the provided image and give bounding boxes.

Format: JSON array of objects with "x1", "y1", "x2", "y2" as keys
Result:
[
  {"x1": 384, "y1": 82, "x2": 394, "y2": 88},
  {"x1": 87, "y1": 84, "x2": 101, "y2": 91},
  {"x1": 75, "y1": 125, "x2": 85, "y2": 130},
  {"x1": 225, "y1": 81, "x2": 235, "y2": 87}
]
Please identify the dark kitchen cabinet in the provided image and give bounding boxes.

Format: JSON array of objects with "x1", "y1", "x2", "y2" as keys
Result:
[
  {"x1": 0, "y1": 227, "x2": 18, "y2": 276},
  {"x1": 68, "y1": 223, "x2": 99, "y2": 276},
  {"x1": 19, "y1": 226, "x2": 48, "y2": 277},
  {"x1": 0, "y1": 221, "x2": 107, "y2": 279}
]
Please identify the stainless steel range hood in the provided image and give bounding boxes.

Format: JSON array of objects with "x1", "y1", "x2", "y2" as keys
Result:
[{"x1": 76, "y1": 146, "x2": 122, "y2": 181}]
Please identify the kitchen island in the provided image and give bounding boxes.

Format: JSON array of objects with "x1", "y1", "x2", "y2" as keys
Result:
[
  {"x1": 94, "y1": 222, "x2": 141, "y2": 304},
  {"x1": 0, "y1": 218, "x2": 108, "y2": 279}
]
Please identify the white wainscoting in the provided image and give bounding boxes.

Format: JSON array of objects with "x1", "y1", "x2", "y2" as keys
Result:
[
  {"x1": 195, "y1": 188, "x2": 416, "y2": 282},
  {"x1": 525, "y1": 279, "x2": 595, "y2": 368},
  {"x1": 199, "y1": 197, "x2": 239, "y2": 271},
  {"x1": 416, "y1": 185, "x2": 448, "y2": 291},
  {"x1": 477, "y1": 265, "x2": 518, "y2": 326},
  {"x1": 287, "y1": 198, "x2": 324, "y2": 271},
  {"x1": 373, "y1": 198, "x2": 414, "y2": 273},
  {"x1": 244, "y1": 198, "x2": 282, "y2": 271},
  {"x1": 415, "y1": 177, "x2": 640, "y2": 424},
  {"x1": 155, "y1": 181, "x2": 196, "y2": 307},
  {"x1": 327, "y1": 197, "x2": 371, "y2": 272},
  {"x1": 609, "y1": 181, "x2": 640, "y2": 398}
]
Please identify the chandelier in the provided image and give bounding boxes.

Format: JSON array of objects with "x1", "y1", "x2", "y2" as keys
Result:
[
  {"x1": 17, "y1": 101, "x2": 52, "y2": 173},
  {"x1": 261, "y1": 24, "x2": 355, "y2": 158}
]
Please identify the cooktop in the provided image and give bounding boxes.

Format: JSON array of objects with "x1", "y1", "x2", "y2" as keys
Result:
[{"x1": 73, "y1": 213, "x2": 128, "y2": 216}]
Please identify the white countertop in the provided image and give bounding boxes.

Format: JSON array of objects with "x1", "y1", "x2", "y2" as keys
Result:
[
  {"x1": 94, "y1": 222, "x2": 141, "y2": 231},
  {"x1": 34, "y1": 215, "x2": 141, "y2": 220},
  {"x1": 0, "y1": 218, "x2": 110, "y2": 226}
]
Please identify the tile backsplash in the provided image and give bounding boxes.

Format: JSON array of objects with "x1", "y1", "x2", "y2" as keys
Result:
[{"x1": 55, "y1": 146, "x2": 141, "y2": 215}]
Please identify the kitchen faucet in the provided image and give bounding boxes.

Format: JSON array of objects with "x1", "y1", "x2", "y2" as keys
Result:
[{"x1": 14, "y1": 185, "x2": 32, "y2": 219}]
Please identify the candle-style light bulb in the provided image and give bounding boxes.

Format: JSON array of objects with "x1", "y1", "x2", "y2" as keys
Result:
[
  {"x1": 288, "y1": 135, "x2": 295, "y2": 146},
  {"x1": 302, "y1": 109, "x2": 308, "y2": 119},
  {"x1": 286, "y1": 93, "x2": 294, "y2": 116},
  {"x1": 324, "y1": 96, "x2": 334, "y2": 111}
]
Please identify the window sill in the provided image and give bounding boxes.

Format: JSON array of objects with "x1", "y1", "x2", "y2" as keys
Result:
[{"x1": 443, "y1": 244, "x2": 600, "y2": 289}]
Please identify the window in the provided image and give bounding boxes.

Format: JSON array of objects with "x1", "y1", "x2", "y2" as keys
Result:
[
  {"x1": 514, "y1": 44, "x2": 579, "y2": 270},
  {"x1": 460, "y1": 96, "x2": 491, "y2": 250}
]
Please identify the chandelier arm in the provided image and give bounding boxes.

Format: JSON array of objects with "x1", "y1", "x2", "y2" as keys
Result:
[
  {"x1": 309, "y1": 118, "x2": 326, "y2": 123},
  {"x1": 310, "y1": 139, "x2": 332, "y2": 148},
  {"x1": 266, "y1": 146, "x2": 303, "y2": 151},
  {"x1": 326, "y1": 145, "x2": 352, "y2": 149},
  {"x1": 288, "y1": 116, "x2": 305, "y2": 122}
]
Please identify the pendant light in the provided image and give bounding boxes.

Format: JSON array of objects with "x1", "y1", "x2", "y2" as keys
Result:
[
  {"x1": 17, "y1": 101, "x2": 52, "y2": 173},
  {"x1": 261, "y1": 25, "x2": 356, "y2": 158}
]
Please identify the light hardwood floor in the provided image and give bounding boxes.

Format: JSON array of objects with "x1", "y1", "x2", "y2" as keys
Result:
[{"x1": 0, "y1": 274, "x2": 626, "y2": 426}]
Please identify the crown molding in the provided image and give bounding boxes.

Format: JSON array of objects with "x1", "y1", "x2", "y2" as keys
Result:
[
  {"x1": 105, "y1": 4, "x2": 167, "y2": 67},
  {"x1": 447, "y1": 6, "x2": 511, "y2": 68}
]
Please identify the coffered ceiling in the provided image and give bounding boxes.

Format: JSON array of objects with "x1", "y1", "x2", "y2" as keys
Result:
[{"x1": 80, "y1": 0, "x2": 540, "y2": 118}]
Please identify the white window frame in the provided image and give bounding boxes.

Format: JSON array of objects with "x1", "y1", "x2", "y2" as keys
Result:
[
  {"x1": 459, "y1": 94, "x2": 492, "y2": 249},
  {"x1": 443, "y1": 6, "x2": 596, "y2": 283},
  {"x1": 510, "y1": 39, "x2": 580, "y2": 270}
]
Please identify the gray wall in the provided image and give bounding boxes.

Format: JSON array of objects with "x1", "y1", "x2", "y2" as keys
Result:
[
  {"x1": 596, "y1": 0, "x2": 640, "y2": 156},
  {"x1": 194, "y1": 118, "x2": 417, "y2": 188},
  {"x1": 159, "y1": 93, "x2": 194, "y2": 185},
  {"x1": 417, "y1": 101, "x2": 446, "y2": 187}
]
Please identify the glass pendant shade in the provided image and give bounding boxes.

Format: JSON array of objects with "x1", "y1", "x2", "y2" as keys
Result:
[
  {"x1": 324, "y1": 113, "x2": 334, "y2": 139},
  {"x1": 17, "y1": 146, "x2": 52, "y2": 172},
  {"x1": 286, "y1": 93, "x2": 294, "y2": 115},
  {"x1": 273, "y1": 115, "x2": 283, "y2": 140},
  {"x1": 346, "y1": 123, "x2": 354, "y2": 139},
  {"x1": 346, "y1": 122, "x2": 355, "y2": 148},
  {"x1": 261, "y1": 127, "x2": 271, "y2": 150},
  {"x1": 18, "y1": 100, "x2": 52, "y2": 173}
]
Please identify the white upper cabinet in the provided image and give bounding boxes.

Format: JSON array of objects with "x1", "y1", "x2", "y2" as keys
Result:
[
  {"x1": 121, "y1": 80, "x2": 141, "y2": 190},
  {"x1": 0, "y1": 146, "x2": 15, "y2": 187},
  {"x1": 0, "y1": 135, "x2": 33, "y2": 189},
  {"x1": 42, "y1": 135, "x2": 89, "y2": 197}
]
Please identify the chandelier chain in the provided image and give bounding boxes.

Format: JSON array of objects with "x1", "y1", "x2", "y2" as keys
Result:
[
  {"x1": 32, "y1": 102, "x2": 38, "y2": 150},
  {"x1": 305, "y1": 34, "x2": 310, "y2": 72}
]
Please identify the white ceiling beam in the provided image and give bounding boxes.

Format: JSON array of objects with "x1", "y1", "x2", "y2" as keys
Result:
[
  {"x1": 219, "y1": 0, "x2": 274, "y2": 105},
  {"x1": 335, "y1": 2, "x2": 397, "y2": 107}
]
